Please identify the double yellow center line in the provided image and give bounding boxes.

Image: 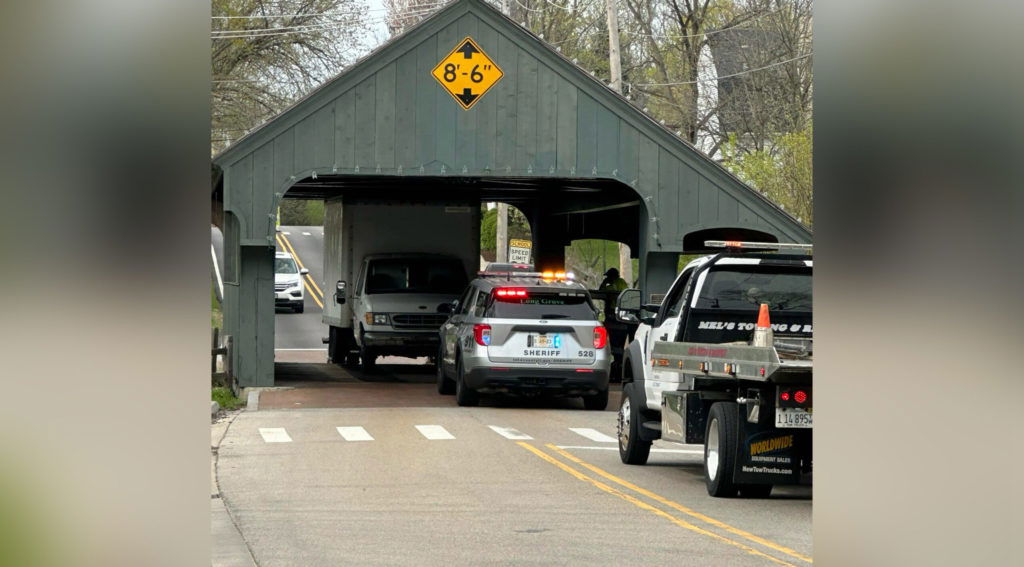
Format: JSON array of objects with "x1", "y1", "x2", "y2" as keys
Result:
[
  {"x1": 516, "y1": 442, "x2": 812, "y2": 566},
  {"x1": 276, "y1": 231, "x2": 325, "y2": 309}
]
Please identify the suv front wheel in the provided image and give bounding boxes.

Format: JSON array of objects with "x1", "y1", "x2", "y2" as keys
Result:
[
  {"x1": 436, "y1": 345, "x2": 455, "y2": 395},
  {"x1": 582, "y1": 389, "x2": 609, "y2": 411}
]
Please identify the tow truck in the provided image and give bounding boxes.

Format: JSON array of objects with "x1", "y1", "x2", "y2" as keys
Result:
[{"x1": 615, "y1": 240, "x2": 812, "y2": 497}]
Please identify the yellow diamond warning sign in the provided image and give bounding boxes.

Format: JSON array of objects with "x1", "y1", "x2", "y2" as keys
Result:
[{"x1": 431, "y1": 37, "x2": 503, "y2": 110}]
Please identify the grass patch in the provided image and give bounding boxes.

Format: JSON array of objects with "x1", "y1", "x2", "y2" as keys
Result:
[{"x1": 212, "y1": 387, "x2": 242, "y2": 411}]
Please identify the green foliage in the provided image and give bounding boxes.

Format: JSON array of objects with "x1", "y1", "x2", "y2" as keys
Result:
[
  {"x1": 279, "y1": 199, "x2": 325, "y2": 226},
  {"x1": 479, "y1": 205, "x2": 531, "y2": 252},
  {"x1": 212, "y1": 387, "x2": 243, "y2": 410},
  {"x1": 722, "y1": 123, "x2": 813, "y2": 226}
]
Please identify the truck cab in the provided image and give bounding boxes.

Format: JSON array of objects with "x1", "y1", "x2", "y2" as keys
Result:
[
  {"x1": 350, "y1": 253, "x2": 469, "y2": 371},
  {"x1": 616, "y1": 241, "x2": 813, "y2": 497}
]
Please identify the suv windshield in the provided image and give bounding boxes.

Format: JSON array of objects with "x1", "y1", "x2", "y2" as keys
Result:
[
  {"x1": 364, "y1": 258, "x2": 467, "y2": 294},
  {"x1": 486, "y1": 290, "x2": 597, "y2": 320},
  {"x1": 274, "y1": 258, "x2": 298, "y2": 274},
  {"x1": 694, "y1": 266, "x2": 812, "y2": 312}
]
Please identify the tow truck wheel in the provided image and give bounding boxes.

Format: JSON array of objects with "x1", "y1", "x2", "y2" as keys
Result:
[
  {"x1": 436, "y1": 346, "x2": 455, "y2": 395},
  {"x1": 705, "y1": 402, "x2": 740, "y2": 497},
  {"x1": 618, "y1": 383, "x2": 651, "y2": 465},
  {"x1": 454, "y1": 355, "x2": 479, "y2": 407},
  {"x1": 738, "y1": 484, "x2": 772, "y2": 498}
]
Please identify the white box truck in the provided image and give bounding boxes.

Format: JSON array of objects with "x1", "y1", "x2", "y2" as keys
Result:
[{"x1": 322, "y1": 197, "x2": 480, "y2": 372}]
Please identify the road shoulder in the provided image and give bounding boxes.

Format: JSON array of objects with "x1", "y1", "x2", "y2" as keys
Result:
[{"x1": 212, "y1": 410, "x2": 257, "y2": 567}]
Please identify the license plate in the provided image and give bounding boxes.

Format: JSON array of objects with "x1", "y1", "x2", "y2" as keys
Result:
[
  {"x1": 528, "y1": 333, "x2": 561, "y2": 348},
  {"x1": 775, "y1": 408, "x2": 813, "y2": 428}
]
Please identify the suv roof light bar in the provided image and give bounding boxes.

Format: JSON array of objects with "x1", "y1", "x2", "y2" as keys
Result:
[
  {"x1": 704, "y1": 240, "x2": 813, "y2": 254},
  {"x1": 476, "y1": 270, "x2": 576, "y2": 281}
]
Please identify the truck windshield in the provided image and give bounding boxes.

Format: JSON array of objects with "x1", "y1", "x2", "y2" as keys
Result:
[
  {"x1": 364, "y1": 258, "x2": 467, "y2": 294},
  {"x1": 695, "y1": 266, "x2": 812, "y2": 312},
  {"x1": 486, "y1": 291, "x2": 597, "y2": 320},
  {"x1": 274, "y1": 258, "x2": 298, "y2": 274}
]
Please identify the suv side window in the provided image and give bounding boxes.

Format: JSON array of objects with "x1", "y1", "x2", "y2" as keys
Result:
[
  {"x1": 471, "y1": 289, "x2": 489, "y2": 318},
  {"x1": 454, "y1": 285, "x2": 475, "y2": 315}
]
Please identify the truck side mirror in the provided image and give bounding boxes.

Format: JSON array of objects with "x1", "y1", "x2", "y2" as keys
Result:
[
  {"x1": 335, "y1": 280, "x2": 346, "y2": 304},
  {"x1": 300, "y1": 268, "x2": 310, "y2": 275},
  {"x1": 614, "y1": 289, "x2": 642, "y2": 324}
]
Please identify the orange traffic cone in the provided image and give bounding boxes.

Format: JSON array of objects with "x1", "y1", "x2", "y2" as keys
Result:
[{"x1": 752, "y1": 303, "x2": 774, "y2": 347}]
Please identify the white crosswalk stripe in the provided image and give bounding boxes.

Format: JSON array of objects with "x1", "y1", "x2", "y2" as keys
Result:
[
  {"x1": 337, "y1": 426, "x2": 374, "y2": 441},
  {"x1": 415, "y1": 425, "x2": 455, "y2": 440},
  {"x1": 259, "y1": 428, "x2": 292, "y2": 443},
  {"x1": 302, "y1": 231, "x2": 311, "y2": 236},
  {"x1": 569, "y1": 428, "x2": 617, "y2": 443},
  {"x1": 488, "y1": 425, "x2": 532, "y2": 440}
]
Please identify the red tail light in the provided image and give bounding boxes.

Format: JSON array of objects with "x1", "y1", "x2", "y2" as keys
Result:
[
  {"x1": 593, "y1": 326, "x2": 608, "y2": 349},
  {"x1": 473, "y1": 324, "x2": 492, "y2": 346},
  {"x1": 495, "y1": 288, "x2": 528, "y2": 298},
  {"x1": 780, "y1": 391, "x2": 791, "y2": 401},
  {"x1": 794, "y1": 390, "x2": 807, "y2": 404}
]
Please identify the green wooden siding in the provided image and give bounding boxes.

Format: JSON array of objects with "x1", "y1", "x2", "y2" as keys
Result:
[{"x1": 212, "y1": 0, "x2": 811, "y2": 387}]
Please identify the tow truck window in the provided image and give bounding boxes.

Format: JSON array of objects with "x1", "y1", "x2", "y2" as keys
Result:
[
  {"x1": 274, "y1": 258, "x2": 298, "y2": 274},
  {"x1": 663, "y1": 268, "x2": 695, "y2": 319},
  {"x1": 486, "y1": 292, "x2": 597, "y2": 320},
  {"x1": 365, "y1": 259, "x2": 468, "y2": 295},
  {"x1": 694, "y1": 267, "x2": 812, "y2": 312}
]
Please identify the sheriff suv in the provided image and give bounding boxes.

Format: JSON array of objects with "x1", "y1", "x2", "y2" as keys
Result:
[{"x1": 436, "y1": 271, "x2": 612, "y2": 409}]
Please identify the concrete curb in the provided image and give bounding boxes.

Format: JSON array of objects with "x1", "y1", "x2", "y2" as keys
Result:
[{"x1": 246, "y1": 389, "x2": 260, "y2": 411}]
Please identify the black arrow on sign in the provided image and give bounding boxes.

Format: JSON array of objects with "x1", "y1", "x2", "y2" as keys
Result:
[
  {"x1": 455, "y1": 88, "x2": 478, "y2": 106},
  {"x1": 455, "y1": 40, "x2": 479, "y2": 59}
]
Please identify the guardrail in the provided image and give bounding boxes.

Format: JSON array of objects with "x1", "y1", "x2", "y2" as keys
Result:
[{"x1": 211, "y1": 328, "x2": 235, "y2": 392}]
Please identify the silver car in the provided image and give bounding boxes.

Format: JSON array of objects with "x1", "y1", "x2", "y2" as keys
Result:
[{"x1": 436, "y1": 273, "x2": 612, "y2": 409}]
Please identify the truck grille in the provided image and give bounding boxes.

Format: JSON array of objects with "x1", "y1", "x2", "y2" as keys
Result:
[
  {"x1": 391, "y1": 313, "x2": 447, "y2": 329},
  {"x1": 274, "y1": 282, "x2": 291, "y2": 292}
]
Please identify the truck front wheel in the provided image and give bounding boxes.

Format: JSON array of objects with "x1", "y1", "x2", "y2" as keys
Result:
[
  {"x1": 705, "y1": 402, "x2": 740, "y2": 497},
  {"x1": 359, "y1": 330, "x2": 377, "y2": 373},
  {"x1": 618, "y1": 383, "x2": 651, "y2": 465}
]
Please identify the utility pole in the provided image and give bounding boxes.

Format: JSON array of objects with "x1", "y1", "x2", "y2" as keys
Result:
[
  {"x1": 606, "y1": 0, "x2": 632, "y2": 285},
  {"x1": 496, "y1": 203, "x2": 509, "y2": 263},
  {"x1": 496, "y1": 1, "x2": 510, "y2": 265}
]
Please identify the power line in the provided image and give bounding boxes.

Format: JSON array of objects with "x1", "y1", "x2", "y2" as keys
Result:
[
  {"x1": 212, "y1": 7, "x2": 439, "y2": 38},
  {"x1": 627, "y1": 52, "x2": 812, "y2": 87},
  {"x1": 212, "y1": 9, "x2": 385, "y2": 20}
]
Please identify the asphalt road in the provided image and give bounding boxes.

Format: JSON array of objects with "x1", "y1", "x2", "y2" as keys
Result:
[
  {"x1": 211, "y1": 225, "x2": 329, "y2": 352},
  {"x1": 217, "y1": 388, "x2": 812, "y2": 566},
  {"x1": 273, "y1": 226, "x2": 327, "y2": 351}
]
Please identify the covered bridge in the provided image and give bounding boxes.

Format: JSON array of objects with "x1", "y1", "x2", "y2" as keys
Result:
[{"x1": 211, "y1": 0, "x2": 811, "y2": 387}]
